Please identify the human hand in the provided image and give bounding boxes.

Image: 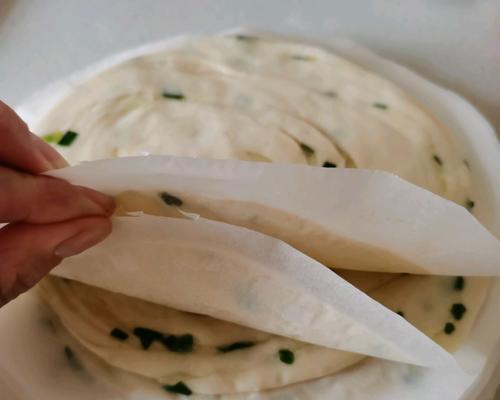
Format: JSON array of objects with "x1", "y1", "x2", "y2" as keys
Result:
[{"x1": 0, "y1": 101, "x2": 114, "y2": 306}]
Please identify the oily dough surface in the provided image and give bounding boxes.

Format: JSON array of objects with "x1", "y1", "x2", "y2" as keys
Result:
[{"x1": 35, "y1": 35, "x2": 488, "y2": 395}]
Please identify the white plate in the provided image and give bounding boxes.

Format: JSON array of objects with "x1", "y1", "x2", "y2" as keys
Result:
[{"x1": 3, "y1": 32, "x2": 500, "y2": 400}]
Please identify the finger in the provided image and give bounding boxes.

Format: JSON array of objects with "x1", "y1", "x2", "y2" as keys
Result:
[
  {"x1": 0, "y1": 217, "x2": 112, "y2": 306},
  {"x1": 0, "y1": 166, "x2": 115, "y2": 224},
  {"x1": 31, "y1": 133, "x2": 69, "y2": 169},
  {"x1": 0, "y1": 100, "x2": 67, "y2": 173}
]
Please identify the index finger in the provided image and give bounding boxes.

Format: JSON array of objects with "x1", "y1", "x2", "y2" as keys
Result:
[{"x1": 0, "y1": 101, "x2": 67, "y2": 174}]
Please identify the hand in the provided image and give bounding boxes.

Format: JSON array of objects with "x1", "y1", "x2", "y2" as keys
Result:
[{"x1": 0, "y1": 101, "x2": 114, "y2": 306}]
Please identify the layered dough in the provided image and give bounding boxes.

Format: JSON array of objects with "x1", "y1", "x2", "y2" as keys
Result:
[
  {"x1": 35, "y1": 35, "x2": 487, "y2": 396},
  {"x1": 39, "y1": 269, "x2": 488, "y2": 395},
  {"x1": 35, "y1": 36, "x2": 470, "y2": 204},
  {"x1": 39, "y1": 277, "x2": 364, "y2": 395}
]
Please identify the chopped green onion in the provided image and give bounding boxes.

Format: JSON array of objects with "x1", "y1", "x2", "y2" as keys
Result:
[
  {"x1": 64, "y1": 346, "x2": 83, "y2": 371},
  {"x1": 291, "y1": 54, "x2": 316, "y2": 61},
  {"x1": 110, "y1": 328, "x2": 129, "y2": 341},
  {"x1": 444, "y1": 322, "x2": 455, "y2": 335},
  {"x1": 299, "y1": 143, "x2": 315, "y2": 157},
  {"x1": 133, "y1": 327, "x2": 163, "y2": 350},
  {"x1": 322, "y1": 161, "x2": 337, "y2": 168},
  {"x1": 372, "y1": 102, "x2": 388, "y2": 110},
  {"x1": 163, "y1": 381, "x2": 192, "y2": 396},
  {"x1": 450, "y1": 303, "x2": 467, "y2": 321},
  {"x1": 465, "y1": 198, "x2": 475, "y2": 211},
  {"x1": 278, "y1": 349, "x2": 295, "y2": 364},
  {"x1": 162, "y1": 91, "x2": 185, "y2": 100},
  {"x1": 160, "y1": 192, "x2": 183, "y2": 207},
  {"x1": 162, "y1": 334, "x2": 194, "y2": 353},
  {"x1": 217, "y1": 341, "x2": 256, "y2": 353},
  {"x1": 57, "y1": 131, "x2": 79, "y2": 146},
  {"x1": 41, "y1": 131, "x2": 64, "y2": 144},
  {"x1": 433, "y1": 155, "x2": 443, "y2": 166},
  {"x1": 454, "y1": 276, "x2": 465, "y2": 291},
  {"x1": 235, "y1": 34, "x2": 258, "y2": 41}
]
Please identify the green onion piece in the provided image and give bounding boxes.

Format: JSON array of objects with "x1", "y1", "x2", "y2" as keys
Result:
[
  {"x1": 217, "y1": 341, "x2": 256, "y2": 353},
  {"x1": 444, "y1": 322, "x2": 455, "y2": 335},
  {"x1": 465, "y1": 198, "x2": 475, "y2": 211},
  {"x1": 450, "y1": 303, "x2": 467, "y2": 321},
  {"x1": 324, "y1": 91, "x2": 337, "y2": 98},
  {"x1": 278, "y1": 349, "x2": 295, "y2": 365},
  {"x1": 64, "y1": 346, "x2": 83, "y2": 371},
  {"x1": 372, "y1": 102, "x2": 388, "y2": 110},
  {"x1": 133, "y1": 327, "x2": 163, "y2": 350},
  {"x1": 110, "y1": 328, "x2": 129, "y2": 341},
  {"x1": 64, "y1": 346, "x2": 74, "y2": 360},
  {"x1": 299, "y1": 143, "x2": 315, "y2": 156},
  {"x1": 454, "y1": 276, "x2": 465, "y2": 291},
  {"x1": 162, "y1": 91, "x2": 185, "y2": 100},
  {"x1": 162, "y1": 334, "x2": 194, "y2": 353},
  {"x1": 396, "y1": 311, "x2": 405, "y2": 318},
  {"x1": 235, "y1": 34, "x2": 258, "y2": 41},
  {"x1": 41, "y1": 131, "x2": 64, "y2": 144},
  {"x1": 160, "y1": 192, "x2": 183, "y2": 207},
  {"x1": 57, "y1": 130, "x2": 79, "y2": 146},
  {"x1": 433, "y1": 155, "x2": 443, "y2": 166},
  {"x1": 290, "y1": 54, "x2": 315, "y2": 61},
  {"x1": 322, "y1": 161, "x2": 337, "y2": 168},
  {"x1": 41, "y1": 317, "x2": 56, "y2": 333},
  {"x1": 163, "y1": 381, "x2": 192, "y2": 396}
]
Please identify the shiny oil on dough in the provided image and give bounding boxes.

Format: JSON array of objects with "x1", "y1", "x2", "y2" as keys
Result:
[{"x1": 34, "y1": 35, "x2": 487, "y2": 396}]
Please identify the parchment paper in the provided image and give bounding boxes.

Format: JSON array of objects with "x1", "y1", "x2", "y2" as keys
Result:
[
  {"x1": 2, "y1": 32, "x2": 499, "y2": 399},
  {"x1": 49, "y1": 212, "x2": 454, "y2": 367},
  {"x1": 48, "y1": 156, "x2": 500, "y2": 276}
]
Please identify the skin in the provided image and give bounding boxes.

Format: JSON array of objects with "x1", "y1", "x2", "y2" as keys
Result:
[{"x1": 0, "y1": 101, "x2": 115, "y2": 307}]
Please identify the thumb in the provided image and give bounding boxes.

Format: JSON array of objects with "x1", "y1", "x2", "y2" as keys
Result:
[
  {"x1": 0, "y1": 165, "x2": 115, "y2": 224},
  {"x1": 0, "y1": 217, "x2": 111, "y2": 306}
]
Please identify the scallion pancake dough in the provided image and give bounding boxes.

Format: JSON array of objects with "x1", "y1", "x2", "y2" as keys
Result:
[
  {"x1": 39, "y1": 277, "x2": 364, "y2": 395},
  {"x1": 38, "y1": 273, "x2": 487, "y2": 396},
  {"x1": 35, "y1": 35, "x2": 489, "y2": 396},
  {"x1": 35, "y1": 36, "x2": 471, "y2": 205}
]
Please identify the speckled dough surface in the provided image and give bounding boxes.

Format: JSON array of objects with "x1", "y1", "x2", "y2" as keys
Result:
[{"x1": 35, "y1": 35, "x2": 472, "y2": 205}]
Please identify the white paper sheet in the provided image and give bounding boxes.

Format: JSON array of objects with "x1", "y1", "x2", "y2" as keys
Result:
[
  {"x1": 48, "y1": 156, "x2": 500, "y2": 276},
  {"x1": 50, "y1": 213, "x2": 455, "y2": 367}
]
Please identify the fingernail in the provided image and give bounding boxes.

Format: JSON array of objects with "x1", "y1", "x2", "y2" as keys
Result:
[
  {"x1": 38, "y1": 147, "x2": 69, "y2": 170},
  {"x1": 78, "y1": 187, "x2": 116, "y2": 216},
  {"x1": 34, "y1": 148, "x2": 56, "y2": 171},
  {"x1": 32, "y1": 133, "x2": 69, "y2": 170},
  {"x1": 55, "y1": 222, "x2": 111, "y2": 258},
  {"x1": 50, "y1": 156, "x2": 69, "y2": 169}
]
